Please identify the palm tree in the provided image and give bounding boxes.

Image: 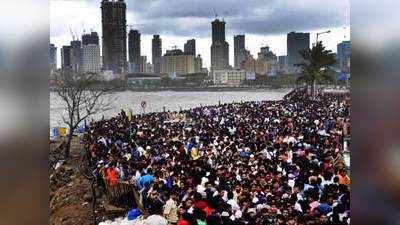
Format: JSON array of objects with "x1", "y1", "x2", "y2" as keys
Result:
[{"x1": 296, "y1": 41, "x2": 337, "y2": 96}]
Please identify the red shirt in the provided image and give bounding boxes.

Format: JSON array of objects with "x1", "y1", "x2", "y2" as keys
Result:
[
  {"x1": 194, "y1": 200, "x2": 208, "y2": 210},
  {"x1": 177, "y1": 219, "x2": 189, "y2": 225},
  {"x1": 106, "y1": 167, "x2": 118, "y2": 186},
  {"x1": 203, "y1": 206, "x2": 214, "y2": 217}
]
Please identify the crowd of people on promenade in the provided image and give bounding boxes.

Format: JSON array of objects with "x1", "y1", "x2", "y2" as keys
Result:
[{"x1": 89, "y1": 89, "x2": 351, "y2": 225}]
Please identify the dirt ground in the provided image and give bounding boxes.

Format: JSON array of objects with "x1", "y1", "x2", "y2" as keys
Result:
[{"x1": 50, "y1": 138, "x2": 94, "y2": 225}]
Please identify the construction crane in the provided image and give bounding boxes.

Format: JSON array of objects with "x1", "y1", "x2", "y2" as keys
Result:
[
  {"x1": 69, "y1": 26, "x2": 76, "y2": 41},
  {"x1": 315, "y1": 30, "x2": 331, "y2": 45},
  {"x1": 82, "y1": 21, "x2": 86, "y2": 35},
  {"x1": 212, "y1": 8, "x2": 218, "y2": 19}
]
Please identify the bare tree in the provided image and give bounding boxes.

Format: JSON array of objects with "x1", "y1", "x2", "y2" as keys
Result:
[{"x1": 54, "y1": 73, "x2": 115, "y2": 157}]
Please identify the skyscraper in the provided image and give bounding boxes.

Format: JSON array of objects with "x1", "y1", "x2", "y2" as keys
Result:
[
  {"x1": 61, "y1": 45, "x2": 73, "y2": 74},
  {"x1": 195, "y1": 55, "x2": 203, "y2": 72},
  {"x1": 128, "y1": 30, "x2": 141, "y2": 73},
  {"x1": 278, "y1": 56, "x2": 287, "y2": 74},
  {"x1": 70, "y1": 40, "x2": 83, "y2": 74},
  {"x1": 241, "y1": 50, "x2": 256, "y2": 75},
  {"x1": 211, "y1": 19, "x2": 229, "y2": 73},
  {"x1": 82, "y1": 44, "x2": 101, "y2": 74},
  {"x1": 139, "y1": 56, "x2": 147, "y2": 74},
  {"x1": 212, "y1": 19, "x2": 226, "y2": 43},
  {"x1": 49, "y1": 44, "x2": 57, "y2": 73},
  {"x1": 81, "y1": 32, "x2": 101, "y2": 73},
  {"x1": 101, "y1": 0, "x2": 127, "y2": 74},
  {"x1": 184, "y1": 39, "x2": 196, "y2": 56},
  {"x1": 152, "y1": 35, "x2": 162, "y2": 74},
  {"x1": 82, "y1": 32, "x2": 99, "y2": 45},
  {"x1": 161, "y1": 49, "x2": 199, "y2": 76},
  {"x1": 287, "y1": 32, "x2": 310, "y2": 74},
  {"x1": 234, "y1": 35, "x2": 245, "y2": 69},
  {"x1": 337, "y1": 41, "x2": 350, "y2": 73}
]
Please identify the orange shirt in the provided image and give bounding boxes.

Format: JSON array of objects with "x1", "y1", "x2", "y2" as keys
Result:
[
  {"x1": 106, "y1": 167, "x2": 118, "y2": 186},
  {"x1": 338, "y1": 174, "x2": 351, "y2": 186}
]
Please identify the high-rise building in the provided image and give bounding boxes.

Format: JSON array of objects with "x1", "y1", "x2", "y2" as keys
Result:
[
  {"x1": 81, "y1": 32, "x2": 101, "y2": 74},
  {"x1": 152, "y1": 35, "x2": 162, "y2": 74},
  {"x1": 128, "y1": 30, "x2": 141, "y2": 73},
  {"x1": 139, "y1": 56, "x2": 147, "y2": 74},
  {"x1": 258, "y1": 46, "x2": 278, "y2": 76},
  {"x1": 287, "y1": 32, "x2": 310, "y2": 74},
  {"x1": 337, "y1": 41, "x2": 350, "y2": 73},
  {"x1": 184, "y1": 39, "x2": 196, "y2": 56},
  {"x1": 234, "y1": 35, "x2": 245, "y2": 69},
  {"x1": 61, "y1": 45, "x2": 73, "y2": 74},
  {"x1": 70, "y1": 40, "x2": 83, "y2": 74},
  {"x1": 278, "y1": 56, "x2": 287, "y2": 74},
  {"x1": 259, "y1": 47, "x2": 277, "y2": 62},
  {"x1": 82, "y1": 32, "x2": 99, "y2": 45},
  {"x1": 101, "y1": 0, "x2": 127, "y2": 74},
  {"x1": 49, "y1": 44, "x2": 57, "y2": 74},
  {"x1": 195, "y1": 55, "x2": 203, "y2": 72},
  {"x1": 211, "y1": 19, "x2": 229, "y2": 73},
  {"x1": 241, "y1": 50, "x2": 256, "y2": 75},
  {"x1": 212, "y1": 19, "x2": 226, "y2": 43},
  {"x1": 255, "y1": 57, "x2": 268, "y2": 75},
  {"x1": 161, "y1": 49, "x2": 200, "y2": 75},
  {"x1": 82, "y1": 44, "x2": 101, "y2": 73}
]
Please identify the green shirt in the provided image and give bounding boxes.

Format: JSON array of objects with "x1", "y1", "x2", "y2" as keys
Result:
[{"x1": 196, "y1": 219, "x2": 206, "y2": 225}]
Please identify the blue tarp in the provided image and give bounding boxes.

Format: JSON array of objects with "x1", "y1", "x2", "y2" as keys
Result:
[
  {"x1": 50, "y1": 127, "x2": 58, "y2": 141},
  {"x1": 76, "y1": 124, "x2": 86, "y2": 133},
  {"x1": 127, "y1": 208, "x2": 141, "y2": 220}
]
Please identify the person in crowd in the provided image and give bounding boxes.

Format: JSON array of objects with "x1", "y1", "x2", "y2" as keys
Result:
[
  {"x1": 87, "y1": 89, "x2": 351, "y2": 225},
  {"x1": 164, "y1": 192, "x2": 179, "y2": 225},
  {"x1": 145, "y1": 199, "x2": 168, "y2": 225}
]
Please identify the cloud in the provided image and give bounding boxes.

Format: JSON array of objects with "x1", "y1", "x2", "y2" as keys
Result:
[
  {"x1": 126, "y1": 0, "x2": 350, "y2": 36},
  {"x1": 50, "y1": 1, "x2": 101, "y2": 39},
  {"x1": 50, "y1": 0, "x2": 350, "y2": 68},
  {"x1": 51, "y1": 0, "x2": 349, "y2": 37}
]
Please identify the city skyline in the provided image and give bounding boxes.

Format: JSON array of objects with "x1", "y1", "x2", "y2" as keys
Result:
[{"x1": 50, "y1": 0, "x2": 350, "y2": 69}]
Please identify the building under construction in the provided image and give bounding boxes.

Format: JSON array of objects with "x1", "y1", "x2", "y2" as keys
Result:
[
  {"x1": 210, "y1": 19, "x2": 229, "y2": 74},
  {"x1": 101, "y1": 0, "x2": 127, "y2": 74}
]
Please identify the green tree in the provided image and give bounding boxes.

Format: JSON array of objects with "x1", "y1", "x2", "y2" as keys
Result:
[{"x1": 296, "y1": 41, "x2": 337, "y2": 96}]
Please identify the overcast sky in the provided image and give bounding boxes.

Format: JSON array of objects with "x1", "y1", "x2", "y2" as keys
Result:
[{"x1": 50, "y1": 0, "x2": 350, "y2": 69}]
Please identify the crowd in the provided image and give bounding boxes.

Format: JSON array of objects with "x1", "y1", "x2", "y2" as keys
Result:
[{"x1": 87, "y1": 89, "x2": 351, "y2": 225}]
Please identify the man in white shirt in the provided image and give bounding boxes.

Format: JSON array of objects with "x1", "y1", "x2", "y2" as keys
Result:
[
  {"x1": 145, "y1": 200, "x2": 168, "y2": 225},
  {"x1": 145, "y1": 215, "x2": 168, "y2": 225}
]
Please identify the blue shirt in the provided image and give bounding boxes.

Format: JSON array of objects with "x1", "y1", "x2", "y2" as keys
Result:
[{"x1": 139, "y1": 174, "x2": 154, "y2": 189}]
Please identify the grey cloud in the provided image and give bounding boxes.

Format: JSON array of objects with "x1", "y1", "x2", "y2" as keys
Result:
[
  {"x1": 129, "y1": 0, "x2": 261, "y2": 19},
  {"x1": 125, "y1": 0, "x2": 349, "y2": 36},
  {"x1": 76, "y1": 0, "x2": 349, "y2": 37}
]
